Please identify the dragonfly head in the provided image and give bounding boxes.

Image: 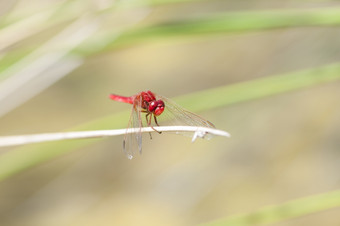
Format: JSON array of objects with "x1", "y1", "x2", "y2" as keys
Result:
[{"x1": 149, "y1": 100, "x2": 165, "y2": 116}]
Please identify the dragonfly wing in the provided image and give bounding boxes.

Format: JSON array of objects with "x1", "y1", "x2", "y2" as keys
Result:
[
  {"x1": 123, "y1": 95, "x2": 143, "y2": 159},
  {"x1": 155, "y1": 94, "x2": 215, "y2": 128},
  {"x1": 155, "y1": 94, "x2": 215, "y2": 140}
]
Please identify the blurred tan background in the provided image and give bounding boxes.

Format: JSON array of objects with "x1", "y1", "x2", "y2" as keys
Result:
[{"x1": 0, "y1": 0, "x2": 340, "y2": 225}]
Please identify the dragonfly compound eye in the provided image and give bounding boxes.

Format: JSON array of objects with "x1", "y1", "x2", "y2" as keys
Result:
[
  {"x1": 149, "y1": 100, "x2": 164, "y2": 116},
  {"x1": 153, "y1": 100, "x2": 165, "y2": 116}
]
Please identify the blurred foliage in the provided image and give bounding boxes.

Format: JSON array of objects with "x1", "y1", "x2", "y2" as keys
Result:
[
  {"x1": 0, "y1": 0, "x2": 340, "y2": 225},
  {"x1": 1, "y1": 62, "x2": 340, "y2": 182}
]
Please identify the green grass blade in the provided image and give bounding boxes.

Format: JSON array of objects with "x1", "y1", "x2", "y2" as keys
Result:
[
  {"x1": 4, "y1": 7, "x2": 340, "y2": 59},
  {"x1": 112, "y1": 0, "x2": 209, "y2": 8},
  {"x1": 0, "y1": 63, "x2": 340, "y2": 181},
  {"x1": 202, "y1": 190, "x2": 340, "y2": 226},
  {"x1": 77, "y1": 7, "x2": 340, "y2": 54},
  {"x1": 175, "y1": 63, "x2": 340, "y2": 112}
]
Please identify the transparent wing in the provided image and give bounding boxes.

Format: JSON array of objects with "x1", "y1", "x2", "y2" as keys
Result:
[
  {"x1": 123, "y1": 95, "x2": 143, "y2": 159},
  {"x1": 155, "y1": 94, "x2": 215, "y2": 129}
]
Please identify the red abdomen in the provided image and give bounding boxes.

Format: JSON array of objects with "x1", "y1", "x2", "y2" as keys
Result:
[{"x1": 109, "y1": 94, "x2": 134, "y2": 104}]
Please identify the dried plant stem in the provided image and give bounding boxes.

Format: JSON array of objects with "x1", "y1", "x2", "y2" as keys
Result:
[{"x1": 0, "y1": 126, "x2": 230, "y2": 147}]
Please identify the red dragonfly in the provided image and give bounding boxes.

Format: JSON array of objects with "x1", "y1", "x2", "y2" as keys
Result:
[{"x1": 110, "y1": 90, "x2": 215, "y2": 159}]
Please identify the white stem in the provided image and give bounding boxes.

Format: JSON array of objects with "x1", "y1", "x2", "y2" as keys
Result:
[{"x1": 0, "y1": 126, "x2": 230, "y2": 147}]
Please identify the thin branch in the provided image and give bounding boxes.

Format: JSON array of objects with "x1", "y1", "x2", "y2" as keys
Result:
[{"x1": 0, "y1": 126, "x2": 230, "y2": 147}]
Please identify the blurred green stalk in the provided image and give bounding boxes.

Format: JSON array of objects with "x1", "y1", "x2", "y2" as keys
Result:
[
  {"x1": 1, "y1": 62, "x2": 340, "y2": 182},
  {"x1": 3, "y1": 7, "x2": 340, "y2": 68},
  {"x1": 77, "y1": 7, "x2": 340, "y2": 55},
  {"x1": 202, "y1": 189, "x2": 340, "y2": 226}
]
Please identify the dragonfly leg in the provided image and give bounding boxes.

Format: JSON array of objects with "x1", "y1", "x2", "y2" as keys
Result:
[
  {"x1": 147, "y1": 113, "x2": 161, "y2": 134},
  {"x1": 144, "y1": 113, "x2": 153, "y2": 139},
  {"x1": 153, "y1": 115, "x2": 162, "y2": 134},
  {"x1": 154, "y1": 115, "x2": 160, "y2": 126},
  {"x1": 151, "y1": 126, "x2": 161, "y2": 134},
  {"x1": 145, "y1": 112, "x2": 149, "y2": 123}
]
